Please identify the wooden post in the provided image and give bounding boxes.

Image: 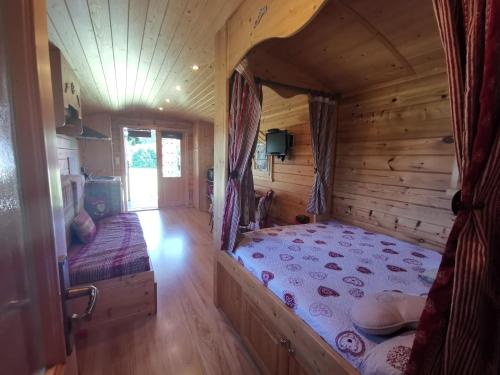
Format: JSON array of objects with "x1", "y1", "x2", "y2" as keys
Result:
[{"x1": 212, "y1": 25, "x2": 230, "y2": 249}]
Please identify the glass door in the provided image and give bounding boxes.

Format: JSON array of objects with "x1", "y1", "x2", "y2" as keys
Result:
[
  {"x1": 157, "y1": 131, "x2": 186, "y2": 207},
  {"x1": 123, "y1": 128, "x2": 159, "y2": 210}
]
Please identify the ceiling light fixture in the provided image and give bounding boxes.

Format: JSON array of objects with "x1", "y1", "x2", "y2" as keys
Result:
[
  {"x1": 175, "y1": 85, "x2": 181, "y2": 91},
  {"x1": 165, "y1": 98, "x2": 171, "y2": 103},
  {"x1": 158, "y1": 107, "x2": 164, "y2": 111},
  {"x1": 192, "y1": 65, "x2": 199, "y2": 71}
]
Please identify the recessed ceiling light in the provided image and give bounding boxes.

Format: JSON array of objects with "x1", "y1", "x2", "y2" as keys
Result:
[
  {"x1": 158, "y1": 107, "x2": 164, "y2": 111},
  {"x1": 192, "y1": 65, "x2": 199, "y2": 71},
  {"x1": 175, "y1": 85, "x2": 181, "y2": 91},
  {"x1": 165, "y1": 98, "x2": 170, "y2": 103}
]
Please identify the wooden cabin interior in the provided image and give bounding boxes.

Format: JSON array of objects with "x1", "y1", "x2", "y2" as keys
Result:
[{"x1": 1, "y1": 1, "x2": 498, "y2": 375}]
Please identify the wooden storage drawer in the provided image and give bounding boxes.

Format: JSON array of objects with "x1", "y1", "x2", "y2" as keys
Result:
[{"x1": 241, "y1": 295, "x2": 289, "y2": 375}]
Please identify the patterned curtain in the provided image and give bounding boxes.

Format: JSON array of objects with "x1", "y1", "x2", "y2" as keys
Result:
[
  {"x1": 221, "y1": 63, "x2": 262, "y2": 252},
  {"x1": 306, "y1": 96, "x2": 336, "y2": 215},
  {"x1": 407, "y1": 1, "x2": 500, "y2": 374}
]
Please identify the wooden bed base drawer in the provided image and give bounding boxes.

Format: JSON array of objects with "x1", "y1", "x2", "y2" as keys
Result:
[
  {"x1": 70, "y1": 270, "x2": 157, "y2": 331},
  {"x1": 215, "y1": 251, "x2": 358, "y2": 375}
]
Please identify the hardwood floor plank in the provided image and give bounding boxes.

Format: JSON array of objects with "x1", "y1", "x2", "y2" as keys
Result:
[{"x1": 75, "y1": 208, "x2": 258, "y2": 375}]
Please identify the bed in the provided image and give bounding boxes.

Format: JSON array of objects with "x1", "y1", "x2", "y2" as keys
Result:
[
  {"x1": 215, "y1": 221, "x2": 441, "y2": 375},
  {"x1": 68, "y1": 213, "x2": 151, "y2": 285},
  {"x1": 61, "y1": 175, "x2": 156, "y2": 330}
]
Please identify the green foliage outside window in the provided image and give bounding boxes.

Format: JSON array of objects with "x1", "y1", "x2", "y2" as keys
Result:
[{"x1": 130, "y1": 148, "x2": 157, "y2": 168}]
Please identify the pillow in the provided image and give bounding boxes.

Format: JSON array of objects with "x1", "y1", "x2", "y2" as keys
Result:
[
  {"x1": 72, "y1": 209, "x2": 97, "y2": 243},
  {"x1": 359, "y1": 331, "x2": 415, "y2": 375},
  {"x1": 350, "y1": 292, "x2": 426, "y2": 335},
  {"x1": 85, "y1": 196, "x2": 110, "y2": 221}
]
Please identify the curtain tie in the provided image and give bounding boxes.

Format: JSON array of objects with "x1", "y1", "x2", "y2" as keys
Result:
[
  {"x1": 229, "y1": 170, "x2": 239, "y2": 179},
  {"x1": 451, "y1": 190, "x2": 485, "y2": 215}
]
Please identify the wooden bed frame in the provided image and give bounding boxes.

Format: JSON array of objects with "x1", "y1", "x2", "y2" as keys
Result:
[
  {"x1": 61, "y1": 175, "x2": 157, "y2": 331},
  {"x1": 214, "y1": 249, "x2": 358, "y2": 375}
]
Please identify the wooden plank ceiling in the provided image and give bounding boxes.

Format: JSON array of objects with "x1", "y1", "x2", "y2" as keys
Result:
[
  {"x1": 47, "y1": 0, "x2": 242, "y2": 121},
  {"x1": 248, "y1": 0, "x2": 446, "y2": 95}
]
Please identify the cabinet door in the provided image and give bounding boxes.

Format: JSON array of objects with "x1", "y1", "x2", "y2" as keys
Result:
[{"x1": 241, "y1": 296, "x2": 289, "y2": 375}]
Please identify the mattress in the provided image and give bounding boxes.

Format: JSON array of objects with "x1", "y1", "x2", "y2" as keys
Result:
[
  {"x1": 232, "y1": 221, "x2": 441, "y2": 373},
  {"x1": 68, "y1": 213, "x2": 150, "y2": 285}
]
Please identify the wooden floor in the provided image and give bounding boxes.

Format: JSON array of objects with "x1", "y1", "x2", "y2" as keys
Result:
[{"x1": 75, "y1": 208, "x2": 259, "y2": 375}]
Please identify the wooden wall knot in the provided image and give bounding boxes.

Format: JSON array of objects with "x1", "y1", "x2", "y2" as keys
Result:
[
  {"x1": 387, "y1": 157, "x2": 395, "y2": 171},
  {"x1": 253, "y1": 5, "x2": 268, "y2": 29}
]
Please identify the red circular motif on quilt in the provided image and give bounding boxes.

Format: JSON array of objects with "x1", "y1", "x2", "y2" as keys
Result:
[
  {"x1": 386, "y1": 345, "x2": 411, "y2": 371},
  {"x1": 261, "y1": 271, "x2": 274, "y2": 286},
  {"x1": 283, "y1": 292, "x2": 296, "y2": 309},
  {"x1": 325, "y1": 262, "x2": 342, "y2": 271},
  {"x1": 315, "y1": 240, "x2": 326, "y2": 245},
  {"x1": 280, "y1": 254, "x2": 294, "y2": 261},
  {"x1": 309, "y1": 271, "x2": 327, "y2": 280},
  {"x1": 403, "y1": 258, "x2": 422, "y2": 265},
  {"x1": 328, "y1": 251, "x2": 344, "y2": 258},
  {"x1": 306, "y1": 229, "x2": 317, "y2": 233},
  {"x1": 286, "y1": 264, "x2": 302, "y2": 272},
  {"x1": 338, "y1": 241, "x2": 352, "y2": 247},
  {"x1": 381, "y1": 240, "x2": 396, "y2": 246},
  {"x1": 343, "y1": 230, "x2": 354, "y2": 234},
  {"x1": 252, "y1": 252, "x2": 264, "y2": 259},
  {"x1": 349, "y1": 288, "x2": 364, "y2": 298},
  {"x1": 317, "y1": 285, "x2": 339, "y2": 297},
  {"x1": 309, "y1": 302, "x2": 333, "y2": 317},
  {"x1": 335, "y1": 331, "x2": 366, "y2": 357},
  {"x1": 411, "y1": 251, "x2": 427, "y2": 258},
  {"x1": 252, "y1": 238, "x2": 263, "y2": 243},
  {"x1": 342, "y1": 276, "x2": 364, "y2": 287},
  {"x1": 302, "y1": 255, "x2": 319, "y2": 261},
  {"x1": 387, "y1": 265, "x2": 407, "y2": 272},
  {"x1": 382, "y1": 248, "x2": 399, "y2": 254},
  {"x1": 292, "y1": 238, "x2": 304, "y2": 244},
  {"x1": 356, "y1": 266, "x2": 373, "y2": 274}
]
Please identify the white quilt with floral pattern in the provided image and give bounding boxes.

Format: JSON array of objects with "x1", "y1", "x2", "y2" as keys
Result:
[{"x1": 232, "y1": 221, "x2": 441, "y2": 374}]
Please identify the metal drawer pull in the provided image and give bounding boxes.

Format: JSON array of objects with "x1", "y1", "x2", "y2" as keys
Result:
[{"x1": 65, "y1": 285, "x2": 98, "y2": 321}]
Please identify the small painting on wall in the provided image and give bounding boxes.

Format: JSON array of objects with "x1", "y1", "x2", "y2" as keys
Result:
[{"x1": 253, "y1": 140, "x2": 273, "y2": 181}]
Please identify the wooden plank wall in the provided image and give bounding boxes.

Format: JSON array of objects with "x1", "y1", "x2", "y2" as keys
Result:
[
  {"x1": 193, "y1": 122, "x2": 214, "y2": 211},
  {"x1": 56, "y1": 134, "x2": 80, "y2": 175},
  {"x1": 254, "y1": 87, "x2": 313, "y2": 224},
  {"x1": 332, "y1": 72, "x2": 455, "y2": 251},
  {"x1": 78, "y1": 113, "x2": 114, "y2": 176}
]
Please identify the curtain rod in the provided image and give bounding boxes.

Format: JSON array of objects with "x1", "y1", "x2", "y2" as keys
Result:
[{"x1": 255, "y1": 77, "x2": 337, "y2": 99}]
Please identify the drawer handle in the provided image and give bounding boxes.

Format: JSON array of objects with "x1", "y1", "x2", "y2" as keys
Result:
[{"x1": 288, "y1": 346, "x2": 295, "y2": 355}]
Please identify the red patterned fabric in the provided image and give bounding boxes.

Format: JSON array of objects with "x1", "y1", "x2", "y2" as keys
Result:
[
  {"x1": 306, "y1": 96, "x2": 336, "y2": 215},
  {"x1": 68, "y1": 213, "x2": 150, "y2": 285},
  {"x1": 221, "y1": 62, "x2": 262, "y2": 251},
  {"x1": 407, "y1": 1, "x2": 500, "y2": 374},
  {"x1": 72, "y1": 209, "x2": 97, "y2": 244}
]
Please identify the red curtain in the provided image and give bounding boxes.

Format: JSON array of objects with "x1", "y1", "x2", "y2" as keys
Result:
[
  {"x1": 407, "y1": 1, "x2": 500, "y2": 374},
  {"x1": 306, "y1": 96, "x2": 336, "y2": 215},
  {"x1": 221, "y1": 63, "x2": 262, "y2": 251}
]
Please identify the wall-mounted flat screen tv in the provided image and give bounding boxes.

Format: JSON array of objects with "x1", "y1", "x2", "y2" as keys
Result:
[{"x1": 266, "y1": 129, "x2": 293, "y2": 161}]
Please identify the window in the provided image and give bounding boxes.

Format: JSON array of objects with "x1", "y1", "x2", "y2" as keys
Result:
[{"x1": 161, "y1": 133, "x2": 182, "y2": 177}]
